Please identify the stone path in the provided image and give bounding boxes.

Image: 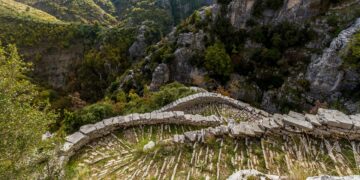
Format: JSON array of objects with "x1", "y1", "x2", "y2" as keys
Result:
[{"x1": 61, "y1": 92, "x2": 360, "y2": 179}]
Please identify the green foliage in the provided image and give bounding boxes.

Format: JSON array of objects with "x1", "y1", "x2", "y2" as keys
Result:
[
  {"x1": 204, "y1": 42, "x2": 233, "y2": 77},
  {"x1": 117, "y1": 82, "x2": 195, "y2": 114},
  {"x1": 16, "y1": 0, "x2": 118, "y2": 24},
  {"x1": 0, "y1": 43, "x2": 56, "y2": 178},
  {"x1": 250, "y1": 22, "x2": 315, "y2": 51},
  {"x1": 0, "y1": 0, "x2": 61, "y2": 23},
  {"x1": 63, "y1": 102, "x2": 114, "y2": 133},
  {"x1": 342, "y1": 32, "x2": 360, "y2": 68},
  {"x1": 62, "y1": 82, "x2": 195, "y2": 134}
]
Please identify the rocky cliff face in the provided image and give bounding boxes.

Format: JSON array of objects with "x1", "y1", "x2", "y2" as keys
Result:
[
  {"x1": 307, "y1": 18, "x2": 360, "y2": 94},
  {"x1": 146, "y1": 0, "x2": 360, "y2": 113}
]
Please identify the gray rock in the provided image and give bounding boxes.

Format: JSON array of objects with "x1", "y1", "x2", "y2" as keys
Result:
[
  {"x1": 226, "y1": 74, "x2": 262, "y2": 104},
  {"x1": 61, "y1": 142, "x2": 74, "y2": 153},
  {"x1": 173, "y1": 134, "x2": 185, "y2": 143},
  {"x1": 149, "y1": 63, "x2": 170, "y2": 91},
  {"x1": 282, "y1": 115, "x2": 314, "y2": 131},
  {"x1": 349, "y1": 114, "x2": 360, "y2": 130},
  {"x1": 306, "y1": 18, "x2": 360, "y2": 96},
  {"x1": 80, "y1": 124, "x2": 96, "y2": 134},
  {"x1": 305, "y1": 114, "x2": 322, "y2": 126},
  {"x1": 318, "y1": 108, "x2": 354, "y2": 129},
  {"x1": 41, "y1": 131, "x2": 53, "y2": 141},
  {"x1": 65, "y1": 132, "x2": 88, "y2": 144},
  {"x1": 288, "y1": 111, "x2": 306, "y2": 121},
  {"x1": 129, "y1": 25, "x2": 148, "y2": 59},
  {"x1": 230, "y1": 123, "x2": 256, "y2": 137},
  {"x1": 261, "y1": 91, "x2": 278, "y2": 113},
  {"x1": 184, "y1": 131, "x2": 197, "y2": 142},
  {"x1": 172, "y1": 48, "x2": 194, "y2": 84},
  {"x1": 306, "y1": 175, "x2": 360, "y2": 180},
  {"x1": 227, "y1": 169, "x2": 282, "y2": 180},
  {"x1": 143, "y1": 141, "x2": 156, "y2": 151}
]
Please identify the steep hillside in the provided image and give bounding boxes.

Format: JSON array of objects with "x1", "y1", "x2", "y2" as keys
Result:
[
  {"x1": 118, "y1": 0, "x2": 360, "y2": 114},
  {"x1": 14, "y1": 0, "x2": 213, "y2": 25},
  {"x1": 15, "y1": 0, "x2": 118, "y2": 24},
  {"x1": 0, "y1": 0, "x2": 62, "y2": 22},
  {"x1": 0, "y1": 0, "x2": 213, "y2": 104}
]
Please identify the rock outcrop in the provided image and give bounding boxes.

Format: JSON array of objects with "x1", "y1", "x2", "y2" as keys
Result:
[
  {"x1": 129, "y1": 25, "x2": 148, "y2": 60},
  {"x1": 150, "y1": 63, "x2": 170, "y2": 91},
  {"x1": 306, "y1": 18, "x2": 360, "y2": 97}
]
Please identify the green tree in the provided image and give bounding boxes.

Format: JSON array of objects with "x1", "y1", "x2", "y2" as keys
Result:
[
  {"x1": 343, "y1": 32, "x2": 360, "y2": 68},
  {"x1": 204, "y1": 42, "x2": 233, "y2": 77},
  {"x1": 0, "y1": 43, "x2": 56, "y2": 178}
]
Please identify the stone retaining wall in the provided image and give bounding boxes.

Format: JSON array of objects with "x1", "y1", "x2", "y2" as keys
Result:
[
  {"x1": 155, "y1": 92, "x2": 271, "y2": 117},
  {"x1": 59, "y1": 111, "x2": 221, "y2": 164},
  {"x1": 169, "y1": 108, "x2": 360, "y2": 143},
  {"x1": 59, "y1": 92, "x2": 360, "y2": 168}
]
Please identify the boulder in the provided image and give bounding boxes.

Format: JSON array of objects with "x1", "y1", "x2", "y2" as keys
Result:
[
  {"x1": 129, "y1": 25, "x2": 148, "y2": 59},
  {"x1": 149, "y1": 63, "x2": 170, "y2": 91}
]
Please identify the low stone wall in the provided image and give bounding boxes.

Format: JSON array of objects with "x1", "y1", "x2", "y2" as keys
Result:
[
  {"x1": 155, "y1": 92, "x2": 271, "y2": 117},
  {"x1": 59, "y1": 111, "x2": 221, "y2": 164},
  {"x1": 169, "y1": 108, "x2": 360, "y2": 143}
]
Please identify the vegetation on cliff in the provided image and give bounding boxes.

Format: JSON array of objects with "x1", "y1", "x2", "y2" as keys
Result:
[{"x1": 0, "y1": 43, "x2": 57, "y2": 178}]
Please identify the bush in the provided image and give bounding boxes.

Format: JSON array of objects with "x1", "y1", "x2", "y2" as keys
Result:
[
  {"x1": 0, "y1": 44, "x2": 56, "y2": 178},
  {"x1": 63, "y1": 102, "x2": 114, "y2": 133},
  {"x1": 343, "y1": 32, "x2": 360, "y2": 68},
  {"x1": 204, "y1": 42, "x2": 233, "y2": 77}
]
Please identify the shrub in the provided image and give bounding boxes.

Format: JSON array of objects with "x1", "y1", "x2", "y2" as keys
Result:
[
  {"x1": 0, "y1": 44, "x2": 56, "y2": 178},
  {"x1": 204, "y1": 42, "x2": 233, "y2": 77},
  {"x1": 62, "y1": 102, "x2": 114, "y2": 133},
  {"x1": 343, "y1": 32, "x2": 360, "y2": 68}
]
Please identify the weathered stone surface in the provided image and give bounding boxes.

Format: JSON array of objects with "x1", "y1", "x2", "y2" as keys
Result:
[
  {"x1": 143, "y1": 141, "x2": 156, "y2": 151},
  {"x1": 230, "y1": 123, "x2": 256, "y2": 137},
  {"x1": 184, "y1": 131, "x2": 197, "y2": 142},
  {"x1": 80, "y1": 124, "x2": 96, "y2": 135},
  {"x1": 173, "y1": 134, "x2": 185, "y2": 143},
  {"x1": 350, "y1": 114, "x2": 360, "y2": 130},
  {"x1": 65, "y1": 132, "x2": 88, "y2": 144},
  {"x1": 318, "y1": 108, "x2": 353, "y2": 129},
  {"x1": 306, "y1": 18, "x2": 360, "y2": 97},
  {"x1": 227, "y1": 169, "x2": 282, "y2": 180},
  {"x1": 289, "y1": 111, "x2": 306, "y2": 121},
  {"x1": 306, "y1": 175, "x2": 360, "y2": 180},
  {"x1": 272, "y1": 114, "x2": 284, "y2": 127},
  {"x1": 305, "y1": 114, "x2": 322, "y2": 126},
  {"x1": 61, "y1": 142, "x2": 74, "y2": 153},
  {"x1": 282, "y1": 115, "x2": 313, "y2": 131},
  {"x1": 103, "y1": 118, "x2": 114, "y2": 126},
  {"x1": 149, "y1": 63, "x2": 170, "y2": 91},
  {"x1": 95, "y1": 121, "x2": 107, "y2": 133}
]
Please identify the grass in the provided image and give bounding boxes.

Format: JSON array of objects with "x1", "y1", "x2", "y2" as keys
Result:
[{"x1": 0, "y1": 0, "x2": 62, "y2": 23}]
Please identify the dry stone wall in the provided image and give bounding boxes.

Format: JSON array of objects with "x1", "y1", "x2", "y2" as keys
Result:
[
  {"x1": 60, "y1": 111, "x2": 221, "y2": 164},
  {"x1": 60, "y1": 92, "x2": 360, "y2": 169},
  {"x1": 168, "y1": 108, "x2": 360, "y2": 144}
]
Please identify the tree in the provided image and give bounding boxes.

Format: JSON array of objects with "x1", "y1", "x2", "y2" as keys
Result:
[
  {"x1": 204, "y1": 42, "x2": 233, "y2": 77},
  {"x1": 0, "y1": 43, "x2": 56, "y2": 178}
]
